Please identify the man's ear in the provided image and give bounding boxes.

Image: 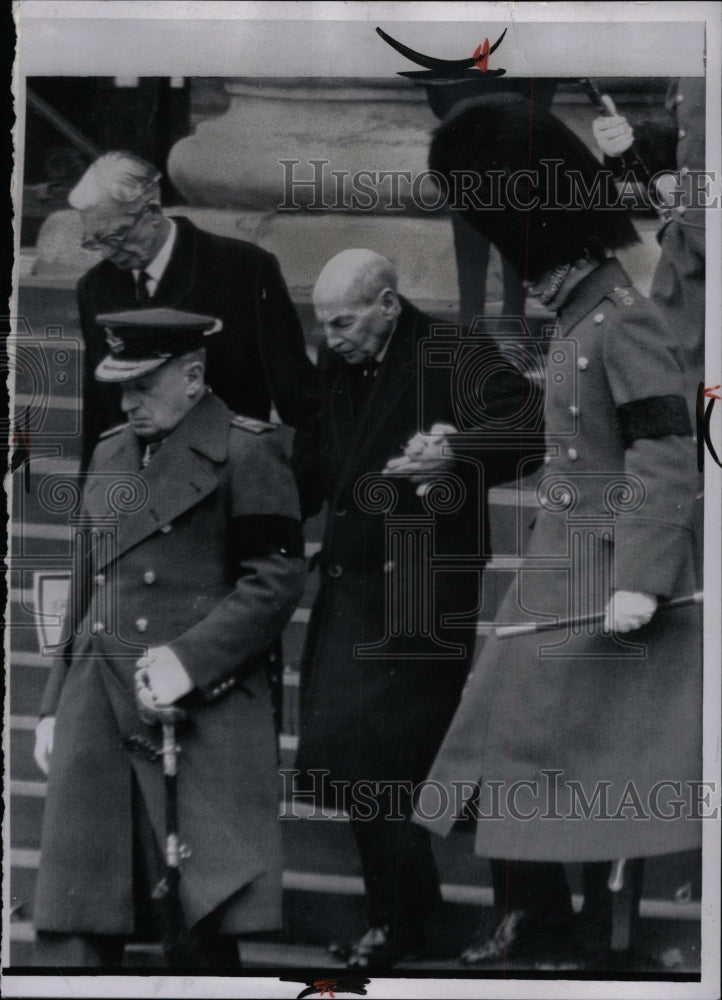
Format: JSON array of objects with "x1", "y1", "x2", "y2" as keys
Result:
[
  {"x1": 379, "y1": 287, "x2": 401, "y2": 316},
  {"x1": 185, "y1": 360, "x2": 205, "y2": 396}
]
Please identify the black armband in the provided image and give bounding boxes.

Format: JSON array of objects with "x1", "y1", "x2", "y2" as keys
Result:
[
  {"x1": 230, "y1": 515, "x2": 304, "y2": 561},
  {"x1": 617, "y1": 395, "x2": 692, "y2": 447}
]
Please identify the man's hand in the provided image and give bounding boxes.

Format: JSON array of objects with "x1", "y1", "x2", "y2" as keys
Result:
[
  {"x1": 592, "y1": 95, "x2": 634, "y2": 158},
  {"x1": 604, "y1": 591, "x2": 658, "y2": 633},
  {"x1": 135, "y1": 646, "x2": 193, "y2": 709},
  {"x1": 34, "y1": 716, "x2": 55, "y2": 775},
  {"x1": 382, "y1": 423, "x2": 458, "y2": 494}
]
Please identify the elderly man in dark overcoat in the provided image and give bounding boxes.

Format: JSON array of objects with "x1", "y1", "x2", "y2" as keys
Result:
[
  {"x1": 32, "y1": 308, "x2": 305, "y2": 967},
  {"x1": 415, "y1": 95, "x2": 702, "y2": 969},
  {"x1": 294, "y1": 249, "x2": 542, "y2": 969},
  {"x1": 69, "y1": 151, "x2": 319, "y2": 472}
]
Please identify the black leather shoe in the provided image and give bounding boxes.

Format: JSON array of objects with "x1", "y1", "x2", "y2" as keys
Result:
[
  {"x1": 339, "y1": 925, "x2": 425, "y2": 971},
  {"x1": 461, "y1": 910, "x2": 582, "y2": 968},
  {"x1": 461, "y1": 909, "x2": 528, "y2": 965}
]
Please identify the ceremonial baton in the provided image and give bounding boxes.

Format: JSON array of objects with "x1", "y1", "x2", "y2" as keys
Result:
[
  {"x1": 580, "y1": 77, "x2": 655, "y2": 192},
  {"x1": 496, "y1": 591, "x2": 703, "y2": 639}
]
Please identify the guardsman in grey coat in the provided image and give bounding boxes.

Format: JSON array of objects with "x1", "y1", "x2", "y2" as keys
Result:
[
  {"x1": 415, "y1": 96, "x2": 701, "y2": 968},
  {"x1": 32, "y1": 308, "x2": 305, "y2": 967}
]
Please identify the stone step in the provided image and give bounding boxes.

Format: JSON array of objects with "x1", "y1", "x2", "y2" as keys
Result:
[
  {"x1": 7, "y1": 778, "x2": 702, "y2": 916},
  {"x1": 5, "y1": 927, "x2": 703, "y2": 974},
  {"x1": 6, "y1": 882, "x2": 702, "y2": 973},
  {"x1": 6, "y1": 760, "x2": 702, "y2": 969}
]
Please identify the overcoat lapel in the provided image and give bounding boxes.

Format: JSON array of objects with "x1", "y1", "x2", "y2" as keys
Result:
[
  {"x1": 153, "y1": 217, "x2": 198, "y2": 305},
  {"x1": 83, "y1": 392, "x2": 229, "y2": 568},
  {"x1": 332, "y1": 302, "x2": 419, "y2": 497},
  {"x1": 96, "y1": 261, "x2": 137, "y2": 308}
]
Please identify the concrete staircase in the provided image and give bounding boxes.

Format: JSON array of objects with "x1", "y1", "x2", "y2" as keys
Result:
[{"x1": 6, "y1": 278, "x2": 702, "y2": 973}]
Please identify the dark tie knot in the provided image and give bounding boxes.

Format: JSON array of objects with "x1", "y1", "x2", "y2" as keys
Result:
[{"x1": 135, "y1": 270, "x2": 153, "y2": 305}]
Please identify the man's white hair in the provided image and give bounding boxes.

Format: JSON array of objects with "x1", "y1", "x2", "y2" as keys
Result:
[{"x1": 69, "y1": 152, "x2": 162, "y2": 211}]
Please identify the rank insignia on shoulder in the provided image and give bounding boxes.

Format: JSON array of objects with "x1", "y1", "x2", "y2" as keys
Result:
[
  {"x1": 230, "y1": 414, "x2": 275, "y2": 434},
  {"x1": 98, "y1": 423, "x2": 126, "y2": 439},
  {"x1": 608, "y1": 286, "x2": 636, "y2": 308}
]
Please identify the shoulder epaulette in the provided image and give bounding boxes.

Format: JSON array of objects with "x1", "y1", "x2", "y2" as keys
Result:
[
  {"x1": 98, "y1": 423, "x2": 126, "y2": 440},
  {"x1": 606, "y1": 285, "x2": 637, "y2": 308},
  {"x1": 230, "y1": 414, "x2": 275, "y2": 434}
]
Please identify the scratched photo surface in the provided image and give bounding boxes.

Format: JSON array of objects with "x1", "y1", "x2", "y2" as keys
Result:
[{"x1": 5, "y1": 3, "x2": 721, "y2": 1000}]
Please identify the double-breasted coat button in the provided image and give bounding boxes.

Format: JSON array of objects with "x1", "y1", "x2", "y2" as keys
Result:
[
  {"x1": 678, "y1": 128, "x2": 686, "y2": 139},
  {"x1": 578, "y1": 357, "x2": 589, "y2": 371},
  {"x1": 143, "y1": 570, "x2": 156, "y2": 585},
  {"x1": 676, "y1": 93, "x2": 684, "y2": 103},
  {"x1": 135, "y1": 617, "x2": 149, "y2": 633},
  {"x1": 567, "y1": 448, "x2": 579, "y2": 461},
  {"x1": 328, "y1": 565, "x2": 343, "y2": 578},
  {"x1": 594, "y1": 312, "x2": 605, "y2": 324},
  {"x1": 94, "y1": 573, "x2": 106, "y2": 586},
  {"x1": 160, "y1": 524, "x2": 172, "y2": 534}
]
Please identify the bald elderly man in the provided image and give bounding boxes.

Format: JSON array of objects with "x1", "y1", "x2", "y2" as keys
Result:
[
  {"x1": 70, "y1": 151, "x2": 319, "y2": 471},
  {"x1": 294, "y1": 250, "x2": 541, "y2": 969}
]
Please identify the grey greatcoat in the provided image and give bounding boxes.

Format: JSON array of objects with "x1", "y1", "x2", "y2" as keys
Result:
[
  {"x1": 416, "y1": 259, "x2": 702, "y2": 862},
  {"x1": 34, "y1": 390, "x2": 305, "y2": 934}
]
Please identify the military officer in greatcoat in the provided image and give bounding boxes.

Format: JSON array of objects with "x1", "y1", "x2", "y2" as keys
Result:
[
  {"x1": 32, "y1": 308, "x2": 306, "y2": 967},
  {"x1": 415, "y1": 96, "x2": 702, "y2": 968}
]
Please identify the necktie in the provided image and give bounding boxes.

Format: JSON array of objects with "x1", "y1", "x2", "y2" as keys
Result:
[
  {"x1": 135, "y1": 270, "x2": 153, "y2": 305},
  {"x1": 348, "y1": 359, "x2": 380, "y2": 418}
]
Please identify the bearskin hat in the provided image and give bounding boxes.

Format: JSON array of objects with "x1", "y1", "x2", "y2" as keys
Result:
[{"x1": 429, "y1": 94, "x2": 639, "y2": 281}]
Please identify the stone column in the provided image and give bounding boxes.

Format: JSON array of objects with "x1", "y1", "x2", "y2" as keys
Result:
[{"x1": 167, "y1": 77, "x2": 439, "y2": 211}]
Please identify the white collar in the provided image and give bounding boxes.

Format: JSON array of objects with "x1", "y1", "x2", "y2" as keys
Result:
[{"x1": 134, "y1": 218, "x2": 177, "y2": 285}]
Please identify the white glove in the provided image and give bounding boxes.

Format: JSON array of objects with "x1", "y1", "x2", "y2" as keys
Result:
[
  {"x1": 592, "y1": 95, "x2": 634, "y2": 158},
  {"x1": 604, "y1": 591, "x2": 658, "y2": 633},
  {"x1": 34, "y1": 716, "x2": 55, "y2": 775},
  {"x1": 135, "y1": 646, "x2": 193, "y2": 706}
]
